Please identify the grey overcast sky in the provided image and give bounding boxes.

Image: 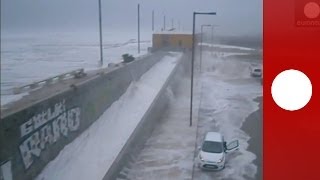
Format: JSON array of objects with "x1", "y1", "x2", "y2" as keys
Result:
[{"x1": 1, "y1": 0, "x2": 262, "y2": 36}]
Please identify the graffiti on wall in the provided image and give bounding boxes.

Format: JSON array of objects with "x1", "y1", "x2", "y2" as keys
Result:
[{"x1": 18, "y1": 100, "x2": 81, "y2": 169}]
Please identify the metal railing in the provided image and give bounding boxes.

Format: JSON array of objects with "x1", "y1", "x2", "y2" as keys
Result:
[{"x1": 12, "y1": 69, "x2": 86, "y2": 94}]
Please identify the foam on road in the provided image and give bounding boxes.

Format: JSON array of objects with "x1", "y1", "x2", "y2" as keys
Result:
[
  {"x1": 193, "y1": 51, "x2": 262, "y2": 180},
  {"x1": 117, "y1": 48, "x2": 262, "y2": 180},
  {"x1": 199, "y1": 43, "x2": 256, "y2": 51}
]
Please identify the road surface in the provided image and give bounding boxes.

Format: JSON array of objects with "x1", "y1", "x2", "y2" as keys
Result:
[
  {"x1": 192, "y1": 51, "x2": 262, "y2": 180},
  {"x1": 118, "y1": 49, "x2": 262, "y2": 180}
]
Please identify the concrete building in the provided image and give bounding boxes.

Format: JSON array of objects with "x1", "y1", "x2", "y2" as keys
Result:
[{"x1": 152, "y1": 31, "x2": 193, "y2": 51}]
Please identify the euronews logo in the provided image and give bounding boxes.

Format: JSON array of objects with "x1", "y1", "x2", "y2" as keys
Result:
[{"x1": 295, "y1": 0, "x2": 320, "y2": 27}]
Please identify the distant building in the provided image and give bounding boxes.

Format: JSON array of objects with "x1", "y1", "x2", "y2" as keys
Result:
[{"x1": 152, "y1": 31, "x2": 194, "y2": 51}]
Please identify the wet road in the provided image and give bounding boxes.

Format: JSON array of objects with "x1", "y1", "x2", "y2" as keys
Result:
[
  {"x1": 192, "y1": 52, "x2": 262, "y2": 180},
  {"x1": 117, "y1": 50, "x2": 262, "y2": 180}
]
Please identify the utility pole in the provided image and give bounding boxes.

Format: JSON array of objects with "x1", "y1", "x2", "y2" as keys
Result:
[
  {"x1": 171, "y1": 18, "x2": 174, "y2": 29},
  {"x1": 152, "y1": 10, "x2": 155, "y2": 31},
  {"x1": 138, "y1": 4, "x2": 140, "y2": 54},
  {"x1": 163, "y1": 15, "x2": 166, "y2": 31},
  {"x1": 98, "y1": 0, "x2": 103, "y2": 66}
]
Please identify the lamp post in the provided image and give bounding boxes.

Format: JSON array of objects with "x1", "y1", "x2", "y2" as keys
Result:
[
  {"x1": 190, "y1": 11, "x2": 216, "y2": 127},
  {"x1": 200, "y1": 24, "x2": 212, "y2": 71},
  {"x1": 98, "y1": 0, "x2": 103, "y2": 66},
  {"x1": 171, "y1": 18, "x2": 174, "y2": 29},
  {"x1": 152, "y1": 10, "x2": 154, "y2": 31},
  {"x1": 137, "y1": 4, "x2": 140, "y2": 54},
  {"x1": 211, "y1": 25, "x2": 219, "y2": 55},
  {"x1": 163, "y1": 15, "x2": 166, "y2": 31}
]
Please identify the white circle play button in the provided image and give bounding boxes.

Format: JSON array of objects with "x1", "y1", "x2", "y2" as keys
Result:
[{"x1": 271, "y1": 69, "x2": 312, "y2": 111}]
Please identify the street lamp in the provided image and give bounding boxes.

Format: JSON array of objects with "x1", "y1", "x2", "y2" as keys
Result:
[
  {"x1": 200, "y1": 24, "x2": 219, "y2": 71},
  {"x1": 98, "y1": 0, "x2": 103, "y2": 66},
  {"x1": 152, "y1": 10, "x2": 155, "y2": 31},
  {"x1": 190, "y1": 11, "x2": 216, "y2": 127},
  {"x1": 163, "y1": 15, "x2": 166, "y2": 31},
  {"x1": 137, "y1": 4, "x2": 141, "y2": 54},
  {"x1": 200, "y1": 24, "x2": 212, "y2": 70},
  {"x1": 210, "y1": 25, "x2": 219, "y2": 55}
]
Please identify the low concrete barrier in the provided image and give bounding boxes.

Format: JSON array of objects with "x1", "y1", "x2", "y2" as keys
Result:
[
  {"x1": 0, "y1": 52, "x2": 166, "y2": 180},
  {"x1": 12, "y1": 69, "x2": 86, "y2": 95}
]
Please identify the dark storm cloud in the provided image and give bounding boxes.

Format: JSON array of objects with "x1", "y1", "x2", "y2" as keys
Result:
[{"x1": 1, "y1": 0, "x2": 262, "y2": 36}]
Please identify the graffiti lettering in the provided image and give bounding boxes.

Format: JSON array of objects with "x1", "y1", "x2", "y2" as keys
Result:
[
  {"x1": 20, "y1": 100, "x2": 66, "y2": 137},
  {"x1": 19, "y1": 102, "x2": 81, "y2": 169}
]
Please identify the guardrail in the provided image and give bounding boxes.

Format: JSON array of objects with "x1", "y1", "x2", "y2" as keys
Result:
[
  {"x1": 12, "y1": 69, "x2": 86, "y2": 95},
  {"x1": 5, "y1": 53, "x2": 153, "y2": 96}
]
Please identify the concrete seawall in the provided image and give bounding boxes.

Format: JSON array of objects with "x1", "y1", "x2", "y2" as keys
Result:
[
  {"x1": 103, "y1": 52, "x2": 190, "y2": 180},
  {"x1": 0, "y1": 52, "x2": 167, "y2": 180}
]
